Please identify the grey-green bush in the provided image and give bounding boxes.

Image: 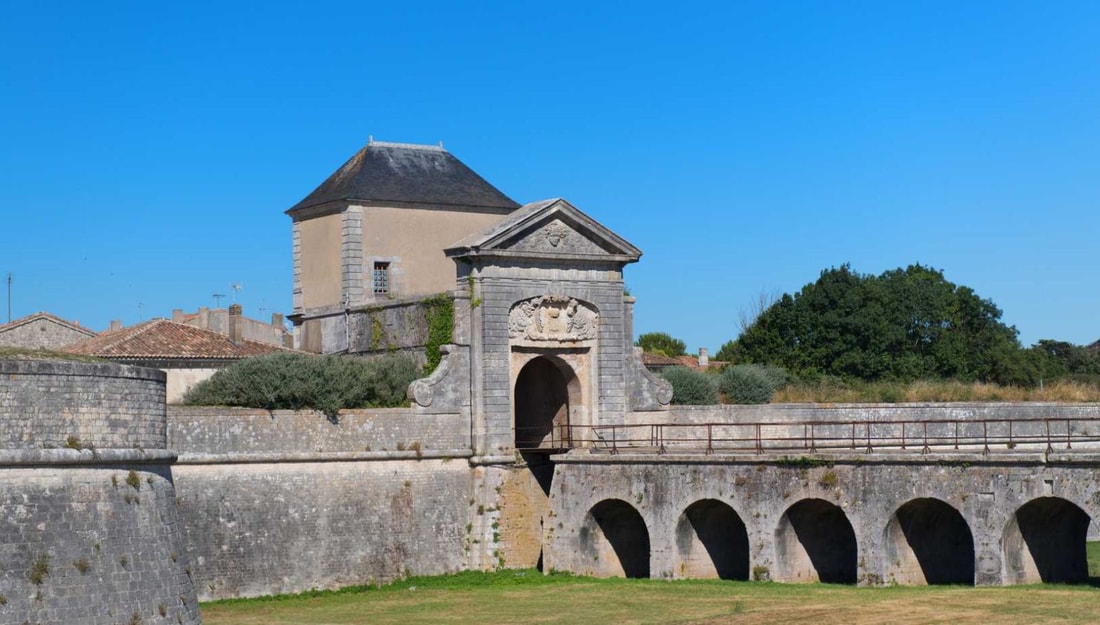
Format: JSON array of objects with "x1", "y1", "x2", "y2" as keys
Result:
[
  {"x1": 182, "y1": 352, "x2": 419, "y2": 415},
  {"x1": 718, "y1": 364, "x2": 786, "y2": 404},
  {"x1": 661, "y1": 366, "x2": 719, "y2": 405}
]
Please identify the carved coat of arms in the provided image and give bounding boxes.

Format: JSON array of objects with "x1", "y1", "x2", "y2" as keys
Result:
[{"x1": 508, "y1": 296, "x2": 599, "y2": 341}]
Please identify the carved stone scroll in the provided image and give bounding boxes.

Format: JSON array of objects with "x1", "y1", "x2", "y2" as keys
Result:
[{"x1": 508, "y1": 296, "x2": 599, "y2": 342}]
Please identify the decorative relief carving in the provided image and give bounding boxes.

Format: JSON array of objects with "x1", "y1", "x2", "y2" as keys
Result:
[
  {"x1": 508, "y1": 296, "x2": 599, "y2": 341},
  {"x1": 545, "y1": 222, "x2": 570, "y2": 247},
  {"x1": 507, "y1": 220, "x2": 607, "y2": 255}
]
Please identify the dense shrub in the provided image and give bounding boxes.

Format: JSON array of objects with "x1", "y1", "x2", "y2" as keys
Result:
[
  {"x1": 661, "y1": 366, "x2": 719, "y2": 405},
  {"x1": 718, "y1": 364, "x2": 786, "y2": 404},
  {"x1": 182, "y1": 352, "x2": 419, "y2": 415}
]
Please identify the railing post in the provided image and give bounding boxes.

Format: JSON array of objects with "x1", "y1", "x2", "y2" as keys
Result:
[
  {"x1": 850, "y1": 423, "x2": 856, "y2": 450},
  {"x1": 1008, "y1": 421, "x2": 1013, "y2": 452},
  {"x1": 901, "y1": 421, "x2": 907, "y2": 450},
  {"x1": 1066, "y1": 419, "x2": 1072, "y2": 450},
  {"x1": 922, "y1": 421, "x2": 930, "y2": 454},
  {"x1": 809, "y1": 423, "x2": 817, "y2": 453},
  {"x1": 755, "y1": 424, "x2": 763, "y2": 454},
  {"x1": 954, "y1": 422, "x2": 959, "y2": 450},
  {"x1": 1045, "y1": 420, "x2": 1054, "y2": 455},
  {"x1": 982, "y1": 421, "x2": 990, "y2": 455},
  {"x1": 707, "y1": 424, "x2": 714, "y2": 455},
  {"x1": 865, "y1": 422, "x2": 873, "y2": 454}
]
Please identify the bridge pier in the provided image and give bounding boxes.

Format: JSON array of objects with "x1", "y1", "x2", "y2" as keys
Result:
[{"x1": 542, "y1": 452, "x2": 1100, "y2": 586}]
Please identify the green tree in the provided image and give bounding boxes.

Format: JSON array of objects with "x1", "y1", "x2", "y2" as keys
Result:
[
  {"x1": 636, "y1": 332, "x2": 687, "y2": 357},
  {"x1": 718, "y1": 264, "x2": 1025, "y2": 383}
]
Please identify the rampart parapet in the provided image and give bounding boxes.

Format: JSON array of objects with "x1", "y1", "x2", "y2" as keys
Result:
[{"x1": 0, "y1": 358, "x2": 201, "y2": 625}]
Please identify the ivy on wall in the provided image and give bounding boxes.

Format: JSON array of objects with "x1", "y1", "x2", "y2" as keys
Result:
[{"x1": 421, "y1": 294, "x2": 454, "y2": 375}]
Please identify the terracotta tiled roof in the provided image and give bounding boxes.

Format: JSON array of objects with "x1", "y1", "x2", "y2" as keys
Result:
[
  {"x1": 641, "y1": 351, "x2": 682, "y2": 367},
  {"x1": 641, "y1": 351, "x2": 728, "y2": 371},
  {"x1": 63, "y1": 319, "x2": 291, "y2": 361},
  {"x1": 0, "y1": 311, "x2": 97, "y2": 337}
]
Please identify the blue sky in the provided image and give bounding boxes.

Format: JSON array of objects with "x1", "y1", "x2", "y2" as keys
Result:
[{"x1": 2, "y1": 1, "x2": 1099, "y2": 351}]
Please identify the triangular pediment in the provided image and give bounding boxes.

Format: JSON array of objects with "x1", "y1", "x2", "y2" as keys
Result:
[{"x1": 445, "y1": 198, "x2": 641, "y2": 263}]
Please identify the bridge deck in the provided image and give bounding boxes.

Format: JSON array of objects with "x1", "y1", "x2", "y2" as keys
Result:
[{"x1": 522, "y1": 415, "x2": 1100, "y2": 458}]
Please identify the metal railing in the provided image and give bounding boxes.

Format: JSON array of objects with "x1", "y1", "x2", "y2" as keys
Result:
[{"x1": 516, "y1": 417, "x2": 1100, "y2": 456}]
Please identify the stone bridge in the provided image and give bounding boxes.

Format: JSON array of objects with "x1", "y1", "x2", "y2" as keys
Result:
[{"x1": 537, "y1": 414, "x2": 1100, "y2": 587}]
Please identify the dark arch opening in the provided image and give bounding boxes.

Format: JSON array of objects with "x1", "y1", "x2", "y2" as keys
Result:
[
  {"x1": 514, "y1": 356, "x2": 575, "y2": 457},
  {"x1": 776, "y1": 498, "x2": 857, "y2": 584},
  {"x1": 885, "y1": 498, "x2": 974, "y2": 585},
  {"x1": 580, "y1": 499, "x2": 650, "y2": 578},
  {"x1": 675, "y1": 499, "x2": 749, "y2": 580},
  {"x1": 1004, "y1": 497, "x2": 1090, "y2": 584}
]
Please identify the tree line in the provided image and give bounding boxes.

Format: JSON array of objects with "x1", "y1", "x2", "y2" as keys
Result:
[
  {"x1": 713, "y1": 264, "x2": 1098, "y2": 386},
  {"x1": 639, "y1": 264, "x2": 1099, "y2": 400}
]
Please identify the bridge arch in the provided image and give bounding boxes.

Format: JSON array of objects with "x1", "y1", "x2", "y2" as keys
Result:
[
  {"x1": 775, "y1": 498, "x2": 857, "y2": 584},
  {"x1": 1003, "y1": 496, "x2": 1091, "y2": 584},
  {"x1": 884, "y1": 498, "x2": 974, "y2": 585},
  {"x1": 674, "y1": 499, "x2": 749, "y2": 580},
  {"x1": 578, "y1": 498, "x2": 650, "y2": 578}
]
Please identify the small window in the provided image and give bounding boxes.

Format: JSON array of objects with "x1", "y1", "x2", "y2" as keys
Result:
[{"x1": 372, "y1": 262, "x2": 390, "y2": 296}]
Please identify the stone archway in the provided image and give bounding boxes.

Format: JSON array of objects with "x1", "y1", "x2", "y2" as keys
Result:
[
  {"x1": 674, "y1": 499, "x2": 750, "y2": 580},
  {"x1": 775, "y1": 498, "x2": 858, "y2": 584},
  {"x1": 884, "y1": 498, "x2": 975, "y2": 585},
  {"x1": 579, "y1": 499, "x2": 651, "y2": 578},
  {"x1": 495, "y1": 354, "x2": 584, "y2": 572},
  {"x1": 1003, "y1": 497, "x2": 1091, "y2": 584},
  {"x1": 514, "y1": 355, "x2": 579, "y2": 453}
]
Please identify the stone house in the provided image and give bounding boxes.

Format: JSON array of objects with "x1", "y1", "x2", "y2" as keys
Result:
[
  {"x1": 170, "y1": 306, "x2": 292, "y2": 348},
  {"x1": 288, "y1": 140, "x2": 520, "y2": 353},
  {"x1": 64, "y1": 305, "x2": 292, "y2": 402},
  {"x1": 0, "y1": 311, "x2": 97, "y2": 350}
]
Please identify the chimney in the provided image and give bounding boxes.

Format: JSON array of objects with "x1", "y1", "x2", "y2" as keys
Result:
[
  {"x1": 198, "y1": 307, "x2": 209, "y2": 329},
  {"x1": 698, "y1": 348, "x2": 709, "y2": 368},
  {"x1": 229, "y1": 304, "x2": 242, "y2": 344},
  {"x1": 172, "y1": 308, "x2": 184, "y2": 322},
  {"x1": 109, "y1": 319, "x2": 122, "y2": 332},
  {"x1": 271, "y1": 312, "x2": 284, "y2": 328}
]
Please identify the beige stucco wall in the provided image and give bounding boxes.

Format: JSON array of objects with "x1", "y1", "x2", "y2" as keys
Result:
[
  {"x1": 165, "y1": 367, "x2": 218, "y2": 404},
  {"x1": 358, "y1": 205, "x2": 509, "y2": 299},
  {"x1": 299, "y1": 213, "x2": 343, "y2": 309}
]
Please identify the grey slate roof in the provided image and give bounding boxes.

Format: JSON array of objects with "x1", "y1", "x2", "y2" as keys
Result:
[{"x1": 287, "y1": 141, "x2": 520, "y2": 213}]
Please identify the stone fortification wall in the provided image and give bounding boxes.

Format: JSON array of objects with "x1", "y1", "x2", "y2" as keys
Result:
[
  {"x1": 0, "y1": 359, "x2": 166, "y2": 450},
  {"x1": 173, "y1": 459, "x2": 472, "y2": 600},
  {"x1": 660, "y1": 402, "x2": 1100, "y2": 425},
  {"x1": 167, "y1": 406, "x2": 476, "y2": 601},
  {"x1": 168, "y1": 406, "x2": 470, "y2": 456},
  {"x1": 0, "y1": 359, "x2": 200, "y2": 625},
  {"x1": 301, "y1": 295, "x2": 444, "y2": 356}
]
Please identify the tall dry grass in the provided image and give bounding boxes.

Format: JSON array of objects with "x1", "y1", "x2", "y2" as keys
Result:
[{"x1": 772, "y1": 379, "x2": 1100, "y2": 403}]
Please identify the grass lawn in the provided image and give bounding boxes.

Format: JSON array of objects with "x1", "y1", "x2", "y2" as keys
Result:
[{"x1": 201, "y1": 568, "x2": 1100, "y2": 625}]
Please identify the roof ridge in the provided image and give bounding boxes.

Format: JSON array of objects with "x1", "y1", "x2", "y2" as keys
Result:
[
  {"x1": 367, "y1": 139, "x2": 446, "y2": 152},
  {"x1": 0, "y1": 311, "x2": 96, "y2": 335}
]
